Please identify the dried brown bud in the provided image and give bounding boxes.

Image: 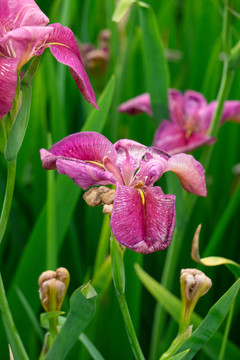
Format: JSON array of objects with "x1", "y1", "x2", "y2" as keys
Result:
[
  {"x1": 83, "y1": 187, "x2": 103, "y2": 207},
  {"x1": 38, "y1": 267, "x2": 70, "y2": 312},
  {"x1": 83, "y1": 186, "x2": 115, "y2": 215},
  {"x1": 103, "y1": 204, "x2": 113, "y2": 215},
  {"x1": 101, "y1": 189, "x2": 115, "y2": 204}
]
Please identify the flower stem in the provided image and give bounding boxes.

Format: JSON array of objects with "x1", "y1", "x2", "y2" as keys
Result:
[
  {"x1": 0, "y1": 273, "x2": 29, "y2": 360},
  {"x1": 110, "y1": 234, "x2": 145, "y2": 360},
  {"x1": 0, "y1": 160, "x2": 16, "y2": 245}
]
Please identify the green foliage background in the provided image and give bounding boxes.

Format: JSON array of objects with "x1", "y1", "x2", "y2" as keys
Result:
[{"x1": 0, "y1": 0, "x2": 240, "y2": 359}]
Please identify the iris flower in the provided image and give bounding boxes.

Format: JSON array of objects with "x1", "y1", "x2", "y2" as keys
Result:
[
  {"x1": 0, "y1": 0, "x2": 97, "y2": 119},
  {"x1": 118, "y1": 90, "x2": 240, "y2": 154},
  {"x1": 40, "y1": 132, "x2": 206, "y2": 254}
]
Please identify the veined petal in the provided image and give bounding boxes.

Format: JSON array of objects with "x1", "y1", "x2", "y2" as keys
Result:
[
  {"x1": 36, "y1": 23, "x2": 97, "y2": 108},
  {"x1": 134, "y1": 157, "x2": 167, "y2": 187},
  {"x1": 118, "y1": 93, "x2": 152, "y2": 116},
  {"x1": 153, "y1": 120, "x2": 215, "y2": 155},
  {"x1": 55, "y1": 158, "x2": 116, "y2": 190},
  {"x1": 165, "y1": 153, "x2": 207, "y2": 196},
  {"x1": 114, "y1": 139, "x2": 148, "y2": 173},
  {"x1": 111, "y1": 185, "x2": 176, "y2": 254},
  {"x1": 0, "y1": 26, "x2": 52, "y2": 67},
  {"x1": 7, "y1": 0, "x2": 49, "y2": 29},
  {"x1": 0, "y1": 57, "x2": 18, "y2": 119},
  {"x1": 41, "y1": 132, "x2": 118, "y2": 169}
]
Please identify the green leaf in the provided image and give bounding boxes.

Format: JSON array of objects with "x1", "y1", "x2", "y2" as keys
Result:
[
  {"x1": 45, "y1": 283, "x2": 97, "y2": 360},
  {"x1": 191, "y1": 224, "x2": 240, "y2": 278},
  {"x1": 174, "y1": 278, "x2": 240, "y2": 360},
  {"x1": 15, "y1": 286, "x2": 44, "y2": 342},
  {"x1": 168, "y1": 350, "x2": 190, "y2": 360},
  {"x1": 5, "y1": 83, "x2": 32, "y2": 161},
  {"x1": 112, "y1": 0, "x2": 136, "y2": 22},
  {"x1": 79, "y1": 333, "x2": 106, "y2": 360},
  {"x1": 40, "y1": 311, "x2": 65, "y2": 329},
  {"x1": 81, "y1": 75, "x2": 115, "y2": 133},
  {"x1": 138, "y1": 3, "x2": 169, "y2": 125},
  {"x1": 135, "y1": 264, "x2": 240, "y2": 360}
]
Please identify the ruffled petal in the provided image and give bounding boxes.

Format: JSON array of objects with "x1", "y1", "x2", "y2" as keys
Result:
[
  {"x1": 36, "y1": 23, "x2": 97, "y2": 108},
  {"x1": 111, "y1": 185, "x2": 176, "y2": 254},
  {"x1": 0, "y1": 26, "x2": 52, "y2": 67},
  {"x1": 118, "y1": 93, "x2": 152, "y2": 116},
  {"x1": 165, "y1": 153, "x2": 207, "y2": 196},
  {"x1": 41, "y1": 132, "x2": 118, "y2": 169},
  {"x1": 7, "y1": 0, "x2": 49, "y2": 29},
  {"x1": 55, "y1": 158, "x2": 117, "y2": 190},
  {"x1": 134, "y1": 157, "x2": 167, "y2": 187},
  {"x1": 0, "y1": 57, "x2": 18, "y2": 119},
  {"x1": 153, "y1": 120, "x2": 215, "y2": 154},
  {"x1": 114, "y1": 139, "x2": 148, "y2": 178}
]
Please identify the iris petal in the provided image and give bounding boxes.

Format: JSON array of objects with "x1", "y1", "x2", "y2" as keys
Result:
[{"x1": 111, "y1": 185, "x2": 176, "y2": 254}]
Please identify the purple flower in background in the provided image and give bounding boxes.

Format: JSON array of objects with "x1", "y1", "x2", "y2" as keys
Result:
[
  {"x1": 118, "y1": 90, "x2": 240, "y2": 155},
  {"x1": 40, "y1": 132, "x2": 206, "y2": 254},
  {"x1": 0, "y1": 0, "x2": 97, "y2": 119}
]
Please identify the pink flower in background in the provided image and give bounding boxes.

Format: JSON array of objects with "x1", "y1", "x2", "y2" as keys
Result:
[
  {"x1": 118, "y1": 90, "x2": 240, "y2": 155},
  {"x1": 40, "y1": 132, "x2": 206, "y2": 254},
  {"x1": 0, "y1": 0, "x2": 97, "y2": 119}
]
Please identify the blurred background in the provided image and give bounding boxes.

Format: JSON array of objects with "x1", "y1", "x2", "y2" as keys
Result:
[{"x1": 0, "y1": 0, "x2": 240, "y2": 359}]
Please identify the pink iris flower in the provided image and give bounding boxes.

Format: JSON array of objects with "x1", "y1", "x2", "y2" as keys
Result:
[
  {"x1": 40, "y1": 132, "x2": 206, "y2": 254},
  {"x1": 118, "y1": 90, "x2": 240, "y2": 155},
  {"x1": 0, "y1": 0, "x2": 97, "y2": 119}
]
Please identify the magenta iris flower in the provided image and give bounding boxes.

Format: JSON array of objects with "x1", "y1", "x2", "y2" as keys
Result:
[
  {"x1": 0, "y1": 0, "x2": 97, "y2": 119},
  {"x1": 40, "y1": 132, "x2": 206, "y2": 254},
  {"x1": 118, "y1": 90, "x2": 240, "y2": 155}
]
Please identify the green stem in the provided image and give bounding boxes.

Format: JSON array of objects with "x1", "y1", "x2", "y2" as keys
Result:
[
  {"x1": 46, "y1": 133, "x2": 57, "y2": 270},
  {"x1": 218, "y1": 294, "x2": 236, "y2": 360},
  {"x1": 110, "y1": 234, "x2": 145, "y2": 360},
  {"x1": 0, "y1": 160, "x2": 16, "y2": 245},
  {"x1": 0, "y1": 273, "x2": 29, "y2": 360}
]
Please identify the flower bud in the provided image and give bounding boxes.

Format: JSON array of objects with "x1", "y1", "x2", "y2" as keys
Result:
[
  {"x1": 180, "y1": 268, "x2": 212, "y2": 331},
  {"x1": 38, "y1": 267, "x2": 70, "y2": 312}
]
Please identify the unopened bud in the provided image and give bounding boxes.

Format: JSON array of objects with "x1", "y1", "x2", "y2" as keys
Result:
[
  {"x1": 38, "y1": 267, "x2": 70, "y2": 312},
  {"x1": 180, "y1": 268, "x2": 212, "y2": 331}
]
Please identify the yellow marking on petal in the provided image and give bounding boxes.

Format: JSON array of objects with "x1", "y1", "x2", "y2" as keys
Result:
[
  {"x1": 86, "y1": 160, "x2": 105, "y2": 168},
  {"x1": 138, "y1": 189, "x2": 145, "y2": 206},
  {"x1": 185, "y1": 128, "x2": 192, "y2": 139}
]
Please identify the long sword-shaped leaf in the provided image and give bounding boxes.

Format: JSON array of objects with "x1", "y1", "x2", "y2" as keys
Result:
[
  {"x1": 45, "y1": 283, "x2": 97, "y2": 360},
  {"x1": 82, "y1": 75, "x2": 115, "y2": 133},
  {"x1": 5, "y1": 84, "x2": 32, "y2": 161},
  {"x1": 138, "y1": 2, "x2": 169, "y2": 125},
  {"x1": 112, "y1": 0, "x2": 136, "y2": 22}
]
